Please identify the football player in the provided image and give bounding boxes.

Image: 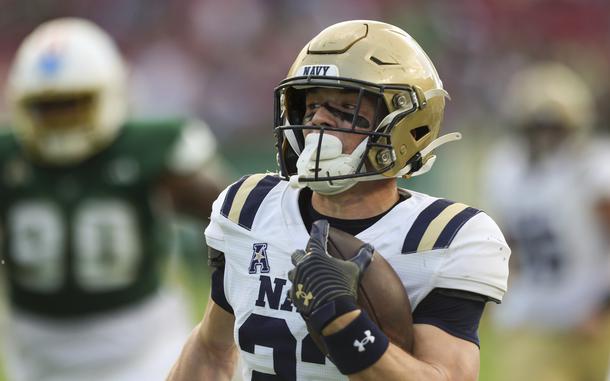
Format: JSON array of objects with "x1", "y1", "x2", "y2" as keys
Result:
[
  {"x1": 483, "y1": 62, "x2": 610, "y2": 381},
  {"x1": 169, "y1": 20, "x2": 510, "y2": 381},
  {"x1": 0, "y1": 18, "x2": 227, "y2": 381}
]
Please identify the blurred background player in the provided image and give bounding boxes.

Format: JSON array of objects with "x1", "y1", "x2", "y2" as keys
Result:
[
  {"x1": 0, "y1": 18, "x2": 228, "y2": 381},
  {"x1": 482, "y1": 61, "x2": 610, "y2": 381}
]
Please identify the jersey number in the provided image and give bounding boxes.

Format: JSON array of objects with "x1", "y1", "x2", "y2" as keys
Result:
[
  {"x1": 238, "y1": 314, "x2": 327, "y2": 380},
  {"x1": 8, "y1": 199, "x2": 141, "y2": 292}
]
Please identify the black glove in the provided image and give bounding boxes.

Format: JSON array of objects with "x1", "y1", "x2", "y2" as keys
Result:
[{"x1": 288, "y1": 219, "x2": 374, "y2": 334}]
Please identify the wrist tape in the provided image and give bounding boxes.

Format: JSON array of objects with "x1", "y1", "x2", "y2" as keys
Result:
[
  {"x1": 323, "y1": 310, "x2": 389, "y2": 375},
  {"x1": 308, "y1": 295, "x2": 359, "y2": 333}
]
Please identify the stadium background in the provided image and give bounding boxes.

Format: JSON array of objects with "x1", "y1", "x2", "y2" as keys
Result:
[{"x1": 0, "y1": 0, "x2": 609, "y2": 379}]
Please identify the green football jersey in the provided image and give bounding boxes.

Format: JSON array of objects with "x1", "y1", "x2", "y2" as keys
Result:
[{"x1": 0, "y1": 119, "x2": 210, "y2": 317}]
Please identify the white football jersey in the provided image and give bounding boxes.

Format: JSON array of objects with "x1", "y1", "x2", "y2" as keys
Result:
[
  {"x1": 484, "y1": 138, "x2": 610, "y2": 329},
  {"x1": 206, "y1": 173, "x2": 509, "y2": 380}
]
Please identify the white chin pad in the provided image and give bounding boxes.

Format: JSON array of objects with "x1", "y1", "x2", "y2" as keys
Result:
[
  {"x1": 300, "y1": 133, "x2": 343, "y2": 161},
  {"x1": 295, "y1": 132, "x2": 368, "y2": 195}
]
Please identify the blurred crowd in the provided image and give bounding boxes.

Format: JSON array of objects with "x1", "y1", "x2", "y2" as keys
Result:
[{"x1": 0, "y1": 0, "x2": 609, "y2": 141}]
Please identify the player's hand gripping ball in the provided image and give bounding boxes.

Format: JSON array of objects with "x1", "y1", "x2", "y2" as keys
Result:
[{"x1": 289, "y1": 220, "x2": 414, "y2": 354}]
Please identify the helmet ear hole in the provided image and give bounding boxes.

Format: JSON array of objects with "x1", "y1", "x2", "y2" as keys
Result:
[{"x1": 411, "y1": 126, "x2": 430, "y2": 141}]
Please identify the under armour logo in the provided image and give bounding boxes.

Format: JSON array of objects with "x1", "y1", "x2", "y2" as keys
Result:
[
  {"x1": 353, "y1": 330, "x2": 375, "y2": 352},
  {"x1": 295, "y1": 284, "x2": 314, "y2": 306}
]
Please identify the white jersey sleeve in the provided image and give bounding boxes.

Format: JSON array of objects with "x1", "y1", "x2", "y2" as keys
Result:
[
  {"x1": 434, "y1": 212, "x2": 510, "y2": 302},
  {"x1": 204, "y1": 190, "x2": 227, "y2": 252},
  {"x1": 204, "y1": 174, "x2": 283, "y2": 254}
]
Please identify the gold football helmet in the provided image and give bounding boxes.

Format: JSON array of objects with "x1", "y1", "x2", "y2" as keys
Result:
[
  {"x1": 504, "y1": 61, "x2": 595, "y2": 132},
  {"x1": 6, "y1": 18, "x2": 128, "y2": 165},
  {"x1": 274, "y1": 20, "x2": 458, "y2": 193}
]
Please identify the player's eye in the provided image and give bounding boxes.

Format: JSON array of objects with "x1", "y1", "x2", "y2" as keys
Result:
[
  {"x1": 303, "y1": 103, "x2": 320, "y2": 123},
  {"x1": 306, "y1": 102, "x2": 321, "y2": 111}
]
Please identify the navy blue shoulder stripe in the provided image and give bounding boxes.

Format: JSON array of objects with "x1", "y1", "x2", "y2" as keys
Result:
[
  {"x1": 402, "y1": 199, "x2": 481, "y2": 254},
  {"x1": 434, "y1": 207, "x2": 481, "y2": 250},
  {"x1": 402, "y1": 199, "x2": 453, "y2": 253},
  {"x1": 220, "y1": 175, "x2": 249, "y2": 218},
  {"x1": 220, "y1": 174, "x2": 282, "y2": 230},
  {"x1": 238, "y1": 175, "x2": 282, "y2": 229}
]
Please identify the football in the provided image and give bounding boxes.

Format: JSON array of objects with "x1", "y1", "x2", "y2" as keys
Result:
[{"x1": 308, "y1": 226, "x2": 414, "y2": 354}]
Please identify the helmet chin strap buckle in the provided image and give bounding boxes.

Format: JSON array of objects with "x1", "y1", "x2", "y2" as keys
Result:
[
  {"x1": 403, "y1": 132, "x2": 461, "y2": 178},
  {"x1": 358, "y1": 132, "x2": 462, "y2": 183},
  {"x1": 403, "y1": 155, "x2": 436, "y2": 179},
  {"x1": 405, "y1": 152, "x2": 423, "y2": 173}
]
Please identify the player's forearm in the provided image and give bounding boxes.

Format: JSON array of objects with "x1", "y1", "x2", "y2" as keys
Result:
[
  {"x1": 324, "y1": 314, "x2": 476, "y2": 381},
  {"x1": 322, "y1": 313, "x2": 438, "y2": 381},
  {"x1": 167, "y1": 324, "x2": 237, "y2": 381},
  {"x1": 348, "y1": 344, "x2": 452, "y2": 381}
]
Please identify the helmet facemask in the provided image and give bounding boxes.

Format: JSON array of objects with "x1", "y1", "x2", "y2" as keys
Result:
[
  {"x1": 275, "y1": 77, "x2": 447, "y2": 194},
  {"x1": 17, "y1": 91, "x2": 102, "y2": 162}
]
